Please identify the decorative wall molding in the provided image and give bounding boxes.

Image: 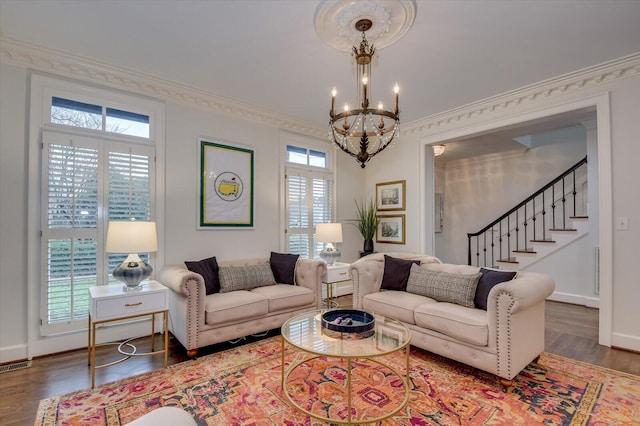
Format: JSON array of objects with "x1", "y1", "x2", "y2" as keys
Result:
[
  {"x1": 3, "y1": 35, "x2": 637, "y2": 143},
  {"x1": 0, "y1": 36, "x2": 326, "y2": 138},
  {"x1": 403, "y1": 52, "x2": 640, "y2": 136}
]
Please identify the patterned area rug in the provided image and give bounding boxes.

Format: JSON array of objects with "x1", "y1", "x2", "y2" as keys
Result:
[{"x1": 35, "y1": 336, "x2": 639, "y2": 425}]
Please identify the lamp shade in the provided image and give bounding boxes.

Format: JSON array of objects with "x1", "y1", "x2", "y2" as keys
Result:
[
  {"x1": 316, "y1": 223, "x2": 343, "y2": 243},
  {"x1": 106, "y1": 220, "x2": 158, "y2": 253}
]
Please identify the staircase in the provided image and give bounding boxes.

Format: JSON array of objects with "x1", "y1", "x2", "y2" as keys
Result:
[{"x1": 468, "y1": 156, "x2": 588, "y2": 270}]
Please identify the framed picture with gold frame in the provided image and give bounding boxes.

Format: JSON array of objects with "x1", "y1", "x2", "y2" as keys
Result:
[
  {"x1": 376, "y1": 180, "x2": 406, "y2": 211},
  {"x1": 376, "y1": 214, "x2": 405, "y2": 244}
]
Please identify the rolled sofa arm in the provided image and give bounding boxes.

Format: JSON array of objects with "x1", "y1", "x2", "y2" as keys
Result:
[
  {"x1": 295, "y1": 259, "x2": 327, "y2": 309},
  {"x1": 350, "y1": 258, "x2": 383, "y2": 309},
  {"x1": 157, "y1": 265, "x2": 207, "y2": 353},
  {"x1": 157, "y1": 265, "x2": 206, "y2": 298},
  {"x1": 487, "y1": 272, "x2": 555, "y2": 315}
]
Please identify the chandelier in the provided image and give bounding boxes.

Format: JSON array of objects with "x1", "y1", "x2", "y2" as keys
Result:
[{"x1": 328, "y1": 19, "x2": 400, "y2": 168}]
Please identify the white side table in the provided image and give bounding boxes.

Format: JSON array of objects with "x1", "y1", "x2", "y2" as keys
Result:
[
  {"x1": 322, "y1": 262, "x2": 351, "y2": 308},
  {"x1": 88, "y1": 281, "x2": 169, "y2": 388}
]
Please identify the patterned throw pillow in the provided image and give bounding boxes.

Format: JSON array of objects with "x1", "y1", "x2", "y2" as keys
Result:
[
  {"x1": 406, "y1": 264, "x2": 481, "y2": 308},
  {"x1": 218, "y1": 263, "x2": 276, "y2": 293}
]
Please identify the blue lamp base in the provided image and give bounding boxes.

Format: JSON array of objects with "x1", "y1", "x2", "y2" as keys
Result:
[
  {"x1": 320, "y1": 243, "x2": 341, "y2": 266},
  {"x1": 113, "y1": 253, "x2": 153, "y2": 291}
]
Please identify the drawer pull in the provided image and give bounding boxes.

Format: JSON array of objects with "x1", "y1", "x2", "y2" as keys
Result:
[
  {"x1": 339, "y1": 272, "x2": 347, "y2": 275},
  {"x1": 125, "y1": 302, "x2": 143, "y2": 307}
]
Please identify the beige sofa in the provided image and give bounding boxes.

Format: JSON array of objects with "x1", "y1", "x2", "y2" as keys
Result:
[
  {"x1": 350, "y1": 253, "x2": 555, "y2": 388},
  {"x1": 158, "y1": 257, "x2": 326, "y2": 357}
]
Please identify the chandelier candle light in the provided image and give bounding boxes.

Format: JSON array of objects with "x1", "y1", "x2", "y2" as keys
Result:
[{"x1": 329, "y1": 19, "x2": 400, "y2": 168}]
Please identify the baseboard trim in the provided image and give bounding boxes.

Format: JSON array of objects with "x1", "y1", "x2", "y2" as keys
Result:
[
  {"x1": 0, "y1": 344, "x2": 28, "y2": 364},
  {"x1": 548, "y1": 292, "x2": 599, "y2": 308},
  {"x1": 612, "y1": 332, "x2": 640, "y2": 353}
]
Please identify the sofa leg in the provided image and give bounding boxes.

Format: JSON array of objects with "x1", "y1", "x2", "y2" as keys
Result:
[
  {"x1": 500, "y1": 378, "x2": 513, "y2": 391},
  {"x1": 187, "y1": 349, "x2": 198, "y2": 358}
]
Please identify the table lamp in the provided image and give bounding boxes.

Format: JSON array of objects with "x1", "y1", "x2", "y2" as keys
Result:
[
  {"x1": 105, "y1": 219, "x2": 158, "y2": 291},
  {"x1": 316, "y1": 223, "x2": 343, "y2": 266}
]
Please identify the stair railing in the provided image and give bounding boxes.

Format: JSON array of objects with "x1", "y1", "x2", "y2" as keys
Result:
[{"x1": 467, "y1": 156, "x2": 587, "y2": 267}]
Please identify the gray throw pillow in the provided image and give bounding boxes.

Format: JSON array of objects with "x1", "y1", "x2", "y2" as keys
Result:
[
  {"x1": 406, "y1": 264, "x2": 481, "y2": 308},
  {"x1": 218, "y1": 263, "x2": 276, "y2": 293}
]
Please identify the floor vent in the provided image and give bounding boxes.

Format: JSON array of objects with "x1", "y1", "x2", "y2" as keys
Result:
[{"x1": 0, "y1": 360, "x2": 32, "y2": 373}]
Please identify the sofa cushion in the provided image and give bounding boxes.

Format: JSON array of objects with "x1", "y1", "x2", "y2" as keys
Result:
[
  {"x1": 380, "y1": 255, "x2": 420, "y2": 291},
  {"x1": 363, "y1": 291, "x2": 436, "y2": 324},
  {"x1": 269, "y1": 252, "x2": 299, "y2": 285},
  {"x1": 218, "y1": 264, "x2": 276, "y2": 293},
  {"x1": 184, "y1": 256, "x2": 220, "y2": 295},
  {"x1": 414, "y1": 302, "x2": 489, "y2": 346},
  {"x1": 204, "y1": 291, "x2": 268, "y2": 326},
  {"x1": 406, "y1": 264, "x2": 481, "y2": 308},
  {"x1": 475, "y1": 267, "x2": 518, "y2": 310},
  {"x1": 251, "y1": 284, "x2": 314, "y2": 312}
]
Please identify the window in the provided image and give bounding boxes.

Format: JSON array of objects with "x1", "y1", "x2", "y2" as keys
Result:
[
  {"x1": 37, "y1": 85, "x2": 157, "y2": 336},
  {"x1": 286, "y1": 145, "x2": 327, "y2": 168},
  {"x1": 51, "y1": 96, "x2": 150, "y2": 138},
  {"x1": 285, "y1": 144, "x2": 333, "y2": 259}
]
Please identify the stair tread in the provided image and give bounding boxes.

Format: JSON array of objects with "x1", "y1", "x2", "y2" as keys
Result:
[
  {"x1": 513, "y1": 249, "x2": 537, "y2": 254},
  {"x1": 549, "y1": 228, "x2": 577, "y2": 231},
  {"x1": 497, "y1": 258, "x2": 519, "y2": 264},
  {"x1": 570, "y1": 215, "x2": 589, "y2": 219},
  {"x1": 531, "y1": 239, "x2": 556, "y2": 243}
]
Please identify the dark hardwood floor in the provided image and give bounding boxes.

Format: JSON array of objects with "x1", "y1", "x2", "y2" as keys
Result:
[{"x1": 1, "y1": 300, "x2": 638, "y2": 426}]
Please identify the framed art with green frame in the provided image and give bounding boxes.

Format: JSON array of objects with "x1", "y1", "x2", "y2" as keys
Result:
[{"x1": 199, "y1": 139, "x2": 254, "y2": 228}]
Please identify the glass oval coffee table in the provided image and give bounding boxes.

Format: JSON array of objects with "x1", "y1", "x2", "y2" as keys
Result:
[{"x1": 281, "y1": 310, "x2": 411, "y2": 425}]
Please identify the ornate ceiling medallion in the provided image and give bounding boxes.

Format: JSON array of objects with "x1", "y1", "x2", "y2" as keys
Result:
[{"x1": 314, "y1": 0, "x2": 417, "y2": 52}]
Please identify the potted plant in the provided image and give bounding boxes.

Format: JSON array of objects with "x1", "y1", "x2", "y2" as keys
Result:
[{"x1": 350, "y1": 199, "x2": 379, "y2": 254}]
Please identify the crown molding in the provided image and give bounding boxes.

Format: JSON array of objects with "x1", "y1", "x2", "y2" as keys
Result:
[
  {"x1": 403, "y1": 52, "x2": 640, "y2": 136},
  {"x1": 0, "y1": 36, "x2": 326, "y2": 138}
]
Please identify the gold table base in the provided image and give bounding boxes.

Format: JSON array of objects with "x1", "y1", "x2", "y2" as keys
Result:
[
  {"x1": 87, "y1": 310, "x2": 168, "y2": 388},
  {"x1": 281, "y1": 335, "x2": 410, "y2": 425}
]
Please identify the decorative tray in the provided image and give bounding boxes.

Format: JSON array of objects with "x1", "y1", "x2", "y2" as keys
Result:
[{"x1": 321, "y1": 309, "x2": 375, "y2": 339}]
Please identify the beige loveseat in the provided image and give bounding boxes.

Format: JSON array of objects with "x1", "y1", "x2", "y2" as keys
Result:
[
  {"x1": 350, "y1": 253, "x2": 555, "y2": 388},
  {"x1": 158, "y1": 257, "x2": 326, "y2": 357}
]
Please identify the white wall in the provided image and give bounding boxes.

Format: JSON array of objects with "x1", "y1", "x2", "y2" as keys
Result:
[
  {"x1": 436, "y1": 138, "x2": 586, "y2": 265},
  {"x1": 1, "y1": 49, "x2": 639, "y2": 361},
  {"x1": 162, "y1": 102, "x2": 284, "y2": 264},
  {"x1": 0, "y1": 63, "x2": 350, "y2": 361},
  {"x1": 607, "y1": 75, "x2": 640, "y2": 349},
  {"x1": 0, "y1": 64, "x2": 29, "y2": 362},
  {"x1": 368, "y1": 58, "x2": 640, "y2": 351}
]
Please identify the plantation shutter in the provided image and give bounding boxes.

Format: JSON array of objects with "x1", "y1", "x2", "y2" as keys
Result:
[
  {"x1": 285, "y1": 167, "x2": 333, "y2": 259},
  {"x1": 106, "y1": 145, "x2": 154, "y2": 285},
  {"x1": 40, "y1": 130, "x2": 154, "y2": 335},
  {"x1": 41, "y1": 131, "x2": 99, "y2": 334}
]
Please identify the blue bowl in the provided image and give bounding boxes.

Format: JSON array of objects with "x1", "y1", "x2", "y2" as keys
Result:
[{"x1": 321, "y1": 309, "x2": 375, "y2": 339}]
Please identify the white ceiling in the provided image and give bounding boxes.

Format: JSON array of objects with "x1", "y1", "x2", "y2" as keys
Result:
[{"x1": 1, "y1": 0, "x2": 639, "y2": 128}]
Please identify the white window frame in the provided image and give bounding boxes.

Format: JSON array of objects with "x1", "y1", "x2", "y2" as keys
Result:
[
  {"x1": 27, "y1": 74, "x2": 165, "y2": 354},
  {"x1": 280, "y1": 132, "x2": 336, "y2": 259}
]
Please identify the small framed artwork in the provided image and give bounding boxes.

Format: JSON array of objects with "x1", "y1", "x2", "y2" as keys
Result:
[
  {"x1": 199, "y1": 139, "x2": 254, "y2": 228},
  {"x1": 376, "y1": 180, "x2": 406, "y2": 211},
  {"x1": 376, "y1": 214, "x2": 405, "y2": 244}
]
